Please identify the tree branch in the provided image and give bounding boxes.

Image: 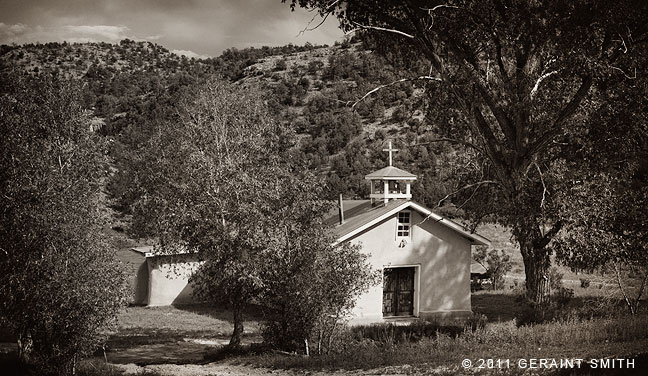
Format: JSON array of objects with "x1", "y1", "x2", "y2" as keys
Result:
[
  {"x1": 527, "y1": 75, "x2": 593, "y2": 159},
  {"x1": 530, "y1": 70, "x2": 558, "y2": 99},
  {"x1": 634, "y1": 267, "x2": 648, "y2": 312},
  {"x1": 457, "y1": 181, "x2": 490, "y2": 209},
  {"x1": 553, "y1": 74, "x2": 593, "y2": 126},
  {"x1": 296, "y1": 0, "x2": 340, "y2": 36},
  {"x1": 445, "y1": 39, "x2": 517, "y2": 147},
  {"x1": 492, "y1": 31, "x2": 512, "y2": 87},
  {"x1": 474, "y1": 83, "x2": 516, "y2": 145},
  {"x1": 472, "y1": 105, "x2": 507, "y2": 177},
  {"x1": 437, "y1": 180, "x2": 499, "y2": 208},
  {"x1": 297, "y1": 11, "x2": 331, "y2": 36},
  {"x1": 534, "y1": 162, "x2": 547, "y2": 208},
  {"x1": 419, "y1": 4, "x2": 463, "y2": 29},
  {"x1": 348, "y1": 21, "x2": 415, "y2": 39},
  {"x1": 413, "y1": 138, "x2": 485, "y2": 155},
  {"x1": 609, "y1": 65, "x2": 637, "y2": 79},
  {"x1": 534, "y1": 221, "x2": 562, "y2": 249},
  {"x1": 350, "y1": 76, "x2": 441, "y2": 108},
  {"x1": 614, "y1": 261, "x2": 635, "y2": 314}
]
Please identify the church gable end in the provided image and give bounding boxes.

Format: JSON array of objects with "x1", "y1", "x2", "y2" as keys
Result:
[{"x1": 331, "y1": 141, "x2": 489, "y2": 324}]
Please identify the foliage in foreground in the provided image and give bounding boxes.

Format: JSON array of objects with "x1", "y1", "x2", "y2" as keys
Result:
[
  {"x1": 259, "y1": 313, "x2": 648, "y2": 371},
  {"x1": 554, "y1": 164, "x2": 648, "y2": 314},
  {"x1": 0, "y1": 73, "x2": 127, "y2": 375}
]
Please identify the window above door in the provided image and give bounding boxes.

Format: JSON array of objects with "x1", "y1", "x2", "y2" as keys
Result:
[{"x1": 396, "y1": 211, "x2": 411, "y2": 238}]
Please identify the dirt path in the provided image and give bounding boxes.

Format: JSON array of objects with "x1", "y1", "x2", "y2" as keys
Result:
[
  {"x1": 113, "y1": 362, "x2": 287, "y2": 376},
  {"x1": 106, "y1": 339, "x2": 415, "y2": 376},
  {"x1": 112, "y1": 362, "x2": 417, "y2": 376}
]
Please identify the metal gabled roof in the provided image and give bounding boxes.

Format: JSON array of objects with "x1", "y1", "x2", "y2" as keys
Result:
[{"x1": 330, "y1": 199, "x2": 490, "y2": 246}]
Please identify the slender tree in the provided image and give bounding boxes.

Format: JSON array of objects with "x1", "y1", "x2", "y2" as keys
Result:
[
  {"x1": 253, "y1": 171, "x2": 376, "y2": 353},
  {"x1": 0, "y1": 73, "x2": 127, "y2": 375},
  {"x1": 473, "y1": 247, "x2": 512, "y2": 291},
  {"x1": 286, "y1": 0, "x2": 648, "y2": 304},
  {"x1": 130, "y1": 78, "x2": 284, "y2": 347},
  {"x1": 131, "y1": 77, "x2": 375, "y2": 349}
]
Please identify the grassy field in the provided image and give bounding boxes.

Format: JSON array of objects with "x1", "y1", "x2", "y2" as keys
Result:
[
  {"x1": 102, "y1": 290, "x2": 648, "y2": 375},
  {"x1": 252, "y1": 315, "x2": 648, "y2": 374}
]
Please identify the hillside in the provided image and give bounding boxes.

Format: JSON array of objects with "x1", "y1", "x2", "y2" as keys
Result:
[
  {"x1": 233, "y1": 38, "x2": 465, "y2": 208},
  {"x1": 0, "y1": 37, "x2": 611, "y2": 290},
  {"x1": 1, "y1": 38, "x2": 461, "y2": 210}
]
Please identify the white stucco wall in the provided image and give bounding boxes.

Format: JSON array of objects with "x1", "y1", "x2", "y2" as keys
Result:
[
  {"x1": 146, "y1": 254, "x2": 203, "y2": 306},
  {"x1": 123, "y1": 250, "x2": 149, "y2": 305},
  {"x1": 347, "y1": 210, "x2": 472, "y2": 324}
]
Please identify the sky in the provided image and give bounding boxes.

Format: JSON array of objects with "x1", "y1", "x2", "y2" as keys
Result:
[{"x1": 0, "y1": 0, "x2": 344, "y2": 58}]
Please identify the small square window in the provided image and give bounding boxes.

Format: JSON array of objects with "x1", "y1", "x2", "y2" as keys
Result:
[{"x1": 397, "y1": 211, "x2": 411, "y2": 238}]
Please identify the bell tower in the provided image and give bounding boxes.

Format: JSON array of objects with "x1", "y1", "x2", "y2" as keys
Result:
[{"x1": 365, "y1": 141, "x2": 417, "y2": 205}]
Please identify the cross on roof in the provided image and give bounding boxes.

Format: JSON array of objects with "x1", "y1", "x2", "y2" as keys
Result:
[{"x1": 382, "y1": 141, "x2": 399, "y2": 166}]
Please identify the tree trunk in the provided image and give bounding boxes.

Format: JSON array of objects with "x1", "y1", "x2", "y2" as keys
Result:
[
  {"x1": 229, "y1": 306, "x2": 244, "y2": 348},
  {"x1": 17, "y1": 329, "x2": 33, "y2": 363},
  {"x1": 517, "y1": 226, "x2": 552, "y2": 305},
  {"x1": 614, "y1": 261, "x2": 648, "y2": 315},
  {"x1": 64, "y1": 354, "x2": 78, "y2": 376},
  {"x1": 317, "y1": 329, "x2": 322, "y2": 355}
]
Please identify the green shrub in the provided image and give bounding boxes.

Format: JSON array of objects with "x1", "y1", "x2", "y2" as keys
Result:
[
  {"x1": 348, "y1": 321, "x2": 464, "y2": 346},
  {"x1": 465, "y1": 313, "x2": 488, "y2": 331},
  {"x1": 274, "y1": 58, "x2": 287, "y2": 71}
]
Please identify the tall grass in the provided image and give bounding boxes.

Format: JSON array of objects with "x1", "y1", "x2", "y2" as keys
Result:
[{"x1": 259, "y1": 314, "x2": 648, "y2": 370}]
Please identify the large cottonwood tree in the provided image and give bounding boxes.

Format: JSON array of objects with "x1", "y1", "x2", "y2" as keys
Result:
[{"x1": 286, "y1": 0, "x2": 648, "y2": 304}]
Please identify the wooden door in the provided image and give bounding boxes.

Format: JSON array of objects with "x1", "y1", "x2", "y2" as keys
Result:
[{"x1": 382, "y1": 267, "x2": 415, "y2": 317}]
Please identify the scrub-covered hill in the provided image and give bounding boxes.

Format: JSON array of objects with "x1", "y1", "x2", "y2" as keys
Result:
[{"x1": 0, "y1": 36, "x2": 465, "y2": 214}]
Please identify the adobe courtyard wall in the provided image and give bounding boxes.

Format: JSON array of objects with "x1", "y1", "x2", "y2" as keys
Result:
[{"x1": 146, "y1": 253, "x2": 203, "y2": 306}]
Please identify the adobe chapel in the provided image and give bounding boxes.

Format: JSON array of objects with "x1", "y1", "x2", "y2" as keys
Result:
[{"x1": 326, "y1": 142, "x2": 490, "y2": 323}]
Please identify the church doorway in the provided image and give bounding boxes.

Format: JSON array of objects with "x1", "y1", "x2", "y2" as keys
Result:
[{"x1": 382, "y1": 267, "x2": 415, "y2": 317}]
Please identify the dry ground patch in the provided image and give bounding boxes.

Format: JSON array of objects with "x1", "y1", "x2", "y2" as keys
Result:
[{"x1": 105, "y1": 304, "x2": 262, "y2": 365}]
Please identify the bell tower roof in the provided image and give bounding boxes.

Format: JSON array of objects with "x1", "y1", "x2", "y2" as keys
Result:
[
  {"x1": 364, "y1": 166, "x2": 417, "y2": 180},
  {"x1": 365, "y1": 141, "x2": 417, "y2": 204}
]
